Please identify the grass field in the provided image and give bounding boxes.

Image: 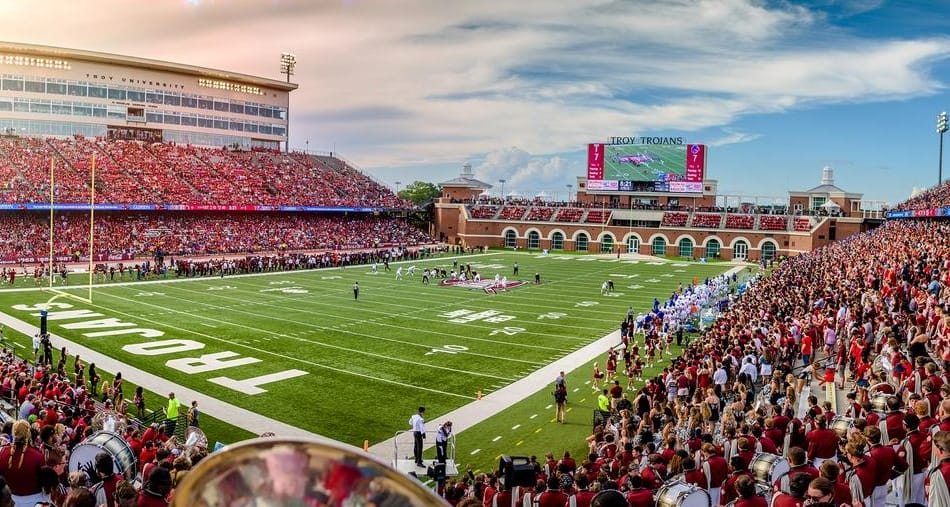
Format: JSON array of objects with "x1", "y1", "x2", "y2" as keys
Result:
[
  {"x1": 0, "y1": 251, "x2": 736, "y2": 470},
  {"x1": 604, "y1": 144, "x2": 686, "y2": 181}
]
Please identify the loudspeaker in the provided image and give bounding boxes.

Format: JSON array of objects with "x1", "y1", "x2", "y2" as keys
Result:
[{"x1": 498, "y1": 455, "x2": 535, "y2": 489}]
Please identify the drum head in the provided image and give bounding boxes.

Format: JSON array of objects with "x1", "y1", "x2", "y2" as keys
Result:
[
  {"x1": 68, "y1": 431, "x2": 137, "y2": 481},
  {"x1": 655, "y1": 481, "x2": 710, "y2": 507}
]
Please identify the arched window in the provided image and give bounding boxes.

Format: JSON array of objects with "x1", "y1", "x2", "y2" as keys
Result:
[
  {"x1": 761, "y1": 241, "x2": 777, "y2": 260},
  {"x1": 576, "y1": 233, "x2": 589, "y2": 252},
  {"x1": 627, "y1": 236, "x2": 640, "y2": 254},
  {"x1": 734, "y1": 240, "x2": 749, "y2": 260},
  {"x1": 527, "y1": 231, "x2": 540, "y2": 249},
  {"x1": 652, "y1": 237, "x2": 666, "y2": 256},
  {"x1": 601, "y1": 235, "x2": 615, "y2": 254},
  {"x1": 678, "y1": 238, "x2": 694, "y2": 258},
  {"x1": 504, "y1": 230, "x2": 517, "y2": 248},
  {"x1": 551, "y1": 232, "x2": 564, "y2": 250},
  {"x1": 706, "y1": 239, "x2": 721, "y2": 258}
]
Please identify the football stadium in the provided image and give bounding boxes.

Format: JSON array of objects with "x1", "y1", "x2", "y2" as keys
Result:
[{"x1": 1, "y1": 38, "x2": 950, "y2": 507}]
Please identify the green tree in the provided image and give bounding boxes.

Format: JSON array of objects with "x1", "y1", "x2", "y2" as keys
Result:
[{"x1": 398, "y1": 181, "x2": 442, "y2": 205}]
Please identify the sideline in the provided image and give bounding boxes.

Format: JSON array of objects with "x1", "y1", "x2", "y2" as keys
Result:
[{"x1": 367, "y1": 262, "x2": 750, "y2": 460}]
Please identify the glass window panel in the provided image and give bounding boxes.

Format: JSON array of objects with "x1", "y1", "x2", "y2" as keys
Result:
[
  {"x1": 3, "y1": 79, "x2": 24, "y2": 92},
  {"x1": 146, "y1": 112, "x2": 162, "y2": 123},
  {"x1": 245, "y1": 122, "x2": 258, "y2": 133},
  {"x1": 245, "y1": 105, "x2": 259, "y2": 116},
  {"x1": 30, "y1": 101, "x2": 51, "y2": 114},
  {"x1": 213, "y1": 118, "x2": 228, "y2": 129},
  {"x1": 127, "y1": 90, "x2": 145, "y2": 102},
  {"x1": 259, "y1": 125, "x2": 272, "y2": 135},
  {"x1": 229, "y1": 121, "x2": 243, "y2": 131},
  {"x1": 0, "y1": 101, "x2": 11, "y2": 112},
  {"x1": 163, "y1": 93, "x2": 181, "y2": 106},
  {"x1": 275, "y1": 107, "x2": 286, "y2": 120},
  {"x1": 93, "y1": 107, "x2": 106, "y2": 118},
  {"x1": 47, "y1": 82, "x2": 66, "y2": 95},
  {"x1": 73, "y1": 105, "x2": 92, "y2": 116},
  {"x1": 68, "y1": 84, "x2": 87, "y2": 96},
  {"x1": 146, "y1": 92, "x2": 163, "y2": 104},
  {"x1": 213, "y1": 101, "x2": 228, "y2": 112},
  {"x1": 108, "y1": 88, "x2": 126, "y2": 100},
  {"x1": 198, "y1": 98, "x2": 213, "y2": 109},
  {"x1": 107, "y1": 110, "x2": 125, "y2": 120},
  {"x1": 164, "y1": 114, "x2": 180, "y2": 125},
  {"x1": 25, "y1": 80, "x2": 45, "y2": 93},
  {"x1": 229, "y1": 102, "x2": 244, "y2": 114},
  {"x1": 181, "y1": 95, "x2": 197, "y2": 108},
  {"x1": 181, "y1": 114, "x2": 197, "y2": 126},
  {"x1": 52, "y1": 103, "x2": 71, "y2": 115},
  {"x1": 273, "y1": 126, "x2": 285, "y2": 136},
  {"x1": 197, "y1": 116, "x2": 213, "y2": 128},
  {"x1": 259, "y1": 107, "x2": 273, "y2": 118},
  {"x1": 13, "y1": 100, "x2": 29, "y2": 113},
  {"x1": 88, "y1": 86, "x2": 108, "y2": 98}
]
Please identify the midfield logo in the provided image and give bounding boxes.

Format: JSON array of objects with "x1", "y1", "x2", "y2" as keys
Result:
[{"x1": 439, "y1": 279, "x2": 526, "y2": 293}]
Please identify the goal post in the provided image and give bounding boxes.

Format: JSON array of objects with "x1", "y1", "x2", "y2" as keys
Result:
[{"x1": 43, "y1": 154, "x2": 95, "y2": 308}]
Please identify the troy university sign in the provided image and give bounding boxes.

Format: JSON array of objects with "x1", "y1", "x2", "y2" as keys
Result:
[{"x1": 12, "y1": 302, "x2": 307, "y2": 395}]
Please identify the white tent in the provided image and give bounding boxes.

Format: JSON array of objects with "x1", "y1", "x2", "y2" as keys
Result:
[
  {"x1": 506, "y1": 190, "x2": 523, "y2": 198},
  {"x1": 535, "y1": 190, "x2": 548, "y2": 199},
  {"x1": 820, "y1": 200, "x2": 841, "y2": 210}
]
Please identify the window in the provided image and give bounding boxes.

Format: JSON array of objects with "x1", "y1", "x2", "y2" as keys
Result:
[
  {"x1": 73, "y1": 105, "x2": 92, "y2": 116},
  {"x1": 146, "y1": 111, "x2": 162, "y2": 123},
  {"x1": 107, "y1": 107, "x2": 125, "y2": 120},
  {"x1": 181, "y1": 94, "x2": 197, "y2": 108},
  {"x1": 551, "y1": 232, "x2": 564, "y2": 250},
  {"x1": 197, "y1": 116, "x2": 213, "y2": 128},
  {"x1": 627, "y1": 237, "x2": 640, "y2": 254},
  {"x1": 273, "y1": 126, "x2": 285, "y2": 136},
  {"x1": 761, "y1": 241, "x2": 777, "y2": 260},
  {"x1": 275, "y1": 107, "x2": 287, "y2": 120},
  {"x1": 47, "y1": 82, "x2": 66, "y2": 95},
  {"x1": 0, "y1": 101, "x2": 11, "y2": 112},
  {"x1": 25, "y1": 80, "x2": 45, "y2": 93},
  {"x1": 213, "y1": 118, "x2": 228, "y2": 129},
  {"x1": 88, "y1": 86, "x2": 108, "y2": 99},
  {"x1": 146, "y1": 92, "x2": 162, "y2": 104},
  {"x1": 52, "y1": 103, "x2": 71, "y2": 115},
  {"x1": 197, "y1": 97, "x2": 213, "y2": 110},
  {"x1": 127, "y1": 90, "x2": 145, "y2": 102},
  {"x1": 229, "y1": 102, "x2": 244, "y2": 114},
  {"x1": 576, "y1": 233, "x2": 589, "y2": 252},
  {"x1": 92, "y1": 106, "x2": 106, "y2": 118},
  {"x1": 504, "y1": 230, "x2": 517, "y2": 248},
  {"x1": 2, "y1": 78, "x2": 24, "y2": 91},
  {"x1": 163, "y1": 93, "x2": 181, "y2": 106},
  {"x1": 601, "y1": 235, "x2": 614, "y2": 253},
  {"x1": 68, "y1": 84, "x2": 87, "y2": 96},
  {"x1": 229, "y1": 120, "x2": 244, "y2": 131},
  {"x1": 678, "y1": 238, "x2": 694, "y2": 258},
  {"x1": 30, "y1": 100, "x2": 50, "y2": 114},
  {"x1": 244, "y1": 122, "x2": 258, "y2": 133},
  {"x1": 108, "y1": 88, "x2": 126, "y2": 100},
  {"x1": 13, "y1": 100, "x2": 29, "y2": 113},
  {"x1": 181, "y1": 114, "x2": 197, "y2": 127},
  {"x1": 213, "y1": 100, "x2": 229, "y2": 112},
  {"x1": 260, "y1": 106, "x2": 273, "y2": 118},
  {"x1": 245, "y1": 104, "x2": 259, "y2": 116},
  {"x1": 652, "y1": 237, "x2": 667, "y2": 256},
  {"x1": 733, "y1": 240, "x2": 749, "y2": 260},
  {"x1": 164, "y1": 113, "x2": 181, "y2": 125},
  {"x1": 528, "y1": 231, "x2": 540, "y2": 249},
  {"x1": 706, "y1": 239, "x2": 721, "y2": 258},
  {"x1": 259, "y1": 125, "x2": 272, "y2": 135}
]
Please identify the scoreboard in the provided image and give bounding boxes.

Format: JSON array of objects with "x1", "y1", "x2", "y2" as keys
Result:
[{"x1": 587, "y1": 142, "x2": 706, "y2": 193}]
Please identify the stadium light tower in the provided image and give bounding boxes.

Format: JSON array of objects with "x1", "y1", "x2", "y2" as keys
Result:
[
  {"x1": 939, "y1": 111, "x2": 948, "y2": 186},
  {"x1": 280, "y1": 53, "x2": 296, "y2": 154},
  {"x1": 499, "y1": 179, "x2": 506, "y2": 200},
  {"x1": 395, "y1": 180, "x2": 402, "y2": 195},
  {"x1": 566, "y1": 183, "x2": 573, "y2": 203}
]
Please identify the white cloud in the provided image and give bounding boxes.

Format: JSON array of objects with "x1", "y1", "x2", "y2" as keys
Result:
[
  {"x1": 708, "y1": 129, "x2": 763, "y2": 147},
  {"x1": 473, "y1": 148, "x2": 583, "y2": 196},
  {"x1": 1, "y1": 0, "x2": 948, "y2": 177}
]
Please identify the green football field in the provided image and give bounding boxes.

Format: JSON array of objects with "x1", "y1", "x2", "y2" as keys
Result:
[
  {"x1": 0, "y1": 252, "x2": 735, "y2": 469},
  {"x1": 603, "y1": 144, "x2": 686, "y2": 181}
]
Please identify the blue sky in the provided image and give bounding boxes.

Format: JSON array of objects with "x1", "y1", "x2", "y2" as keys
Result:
[{"x1": 4, "y1": 0, "x2": 950, "y2": 205}]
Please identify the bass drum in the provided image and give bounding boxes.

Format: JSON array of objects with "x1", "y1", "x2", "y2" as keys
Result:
[
  {"x1": 68, "y1": 431, "x2": 137, "y2": 481},
  {"x1": 869, "y1": 382, "x2": 895, "y2": 395},
  {"x1": 830, "y1": 416, "x2": 854, "y2": 439},
  {"x1": 655, "y1": 481, "x2": 711, "y2": 507},
  {"x1": 749, "y1": 452, "x2": 789, "y2": 487}
]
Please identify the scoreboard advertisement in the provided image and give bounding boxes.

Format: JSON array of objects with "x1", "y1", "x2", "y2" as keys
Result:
[{"x1": 587, "y1": 140, "x2": 706, "y2": 193}]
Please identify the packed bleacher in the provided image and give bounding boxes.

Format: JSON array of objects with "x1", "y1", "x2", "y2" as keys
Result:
[
  {"x1": 497, "y1": 206, "x2": 527, "y2": 221},
  {"x1": 757, "y1": 215, "x2": 788, "y2": 232},
  {"x1": 555, "y1": 208, "x2": 584, "y2": 223},
  {"x1": 585, "y1": 210, "x2": 610, "y2": 224},
  {"x1": 525, "y1": 207, "x2": 555, "y2": 221},
  {"x1": 891, "y1": 180, "x2": 950, "y2": 211},
  {"x1": 470, "y1": 206, "x2": 499, "y2": 219},
  {"x1": 0, "y1": 136, "x2": 409, "y2": 208},
  {"x1": 690, "y1": 213, "x2": 722, "y2": 229},
  {"x1": 724, "y1": 214, "x2": 755, "y2": 230},
  {"x1": 660, "y1": 212, "x2": 689, "y2": 227},
  {"x1": 0, "y1": 213, "x2": 434, "y2": 260},
  {"x1": 793, "y1": 217, "x2": 813, "y2": 232}
]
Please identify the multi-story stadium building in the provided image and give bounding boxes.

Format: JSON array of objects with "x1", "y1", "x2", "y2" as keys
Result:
[
  {"x1": 0, "y1": 41, "x2": 295, "y2": 150},
  {"x1": 436, "y1": 164, "x2": 886, "y2": 261}
]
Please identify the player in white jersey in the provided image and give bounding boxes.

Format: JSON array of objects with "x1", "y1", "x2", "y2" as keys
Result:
[
  {"x1": 500, "y1": 276, "x2": 508, "y2": 291},
  {"x1": 601, "y1": 281, "x2": 609, "y2": 295},
  {"x1": 396, "y1": 267, "x2": 404, "y2": 280},
  {"x1": 371, "y1": 262, "x2": 378, "y2": 274},
  {"x1": 407, "y1": 265, "x2": 417, "y2": 277}
]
